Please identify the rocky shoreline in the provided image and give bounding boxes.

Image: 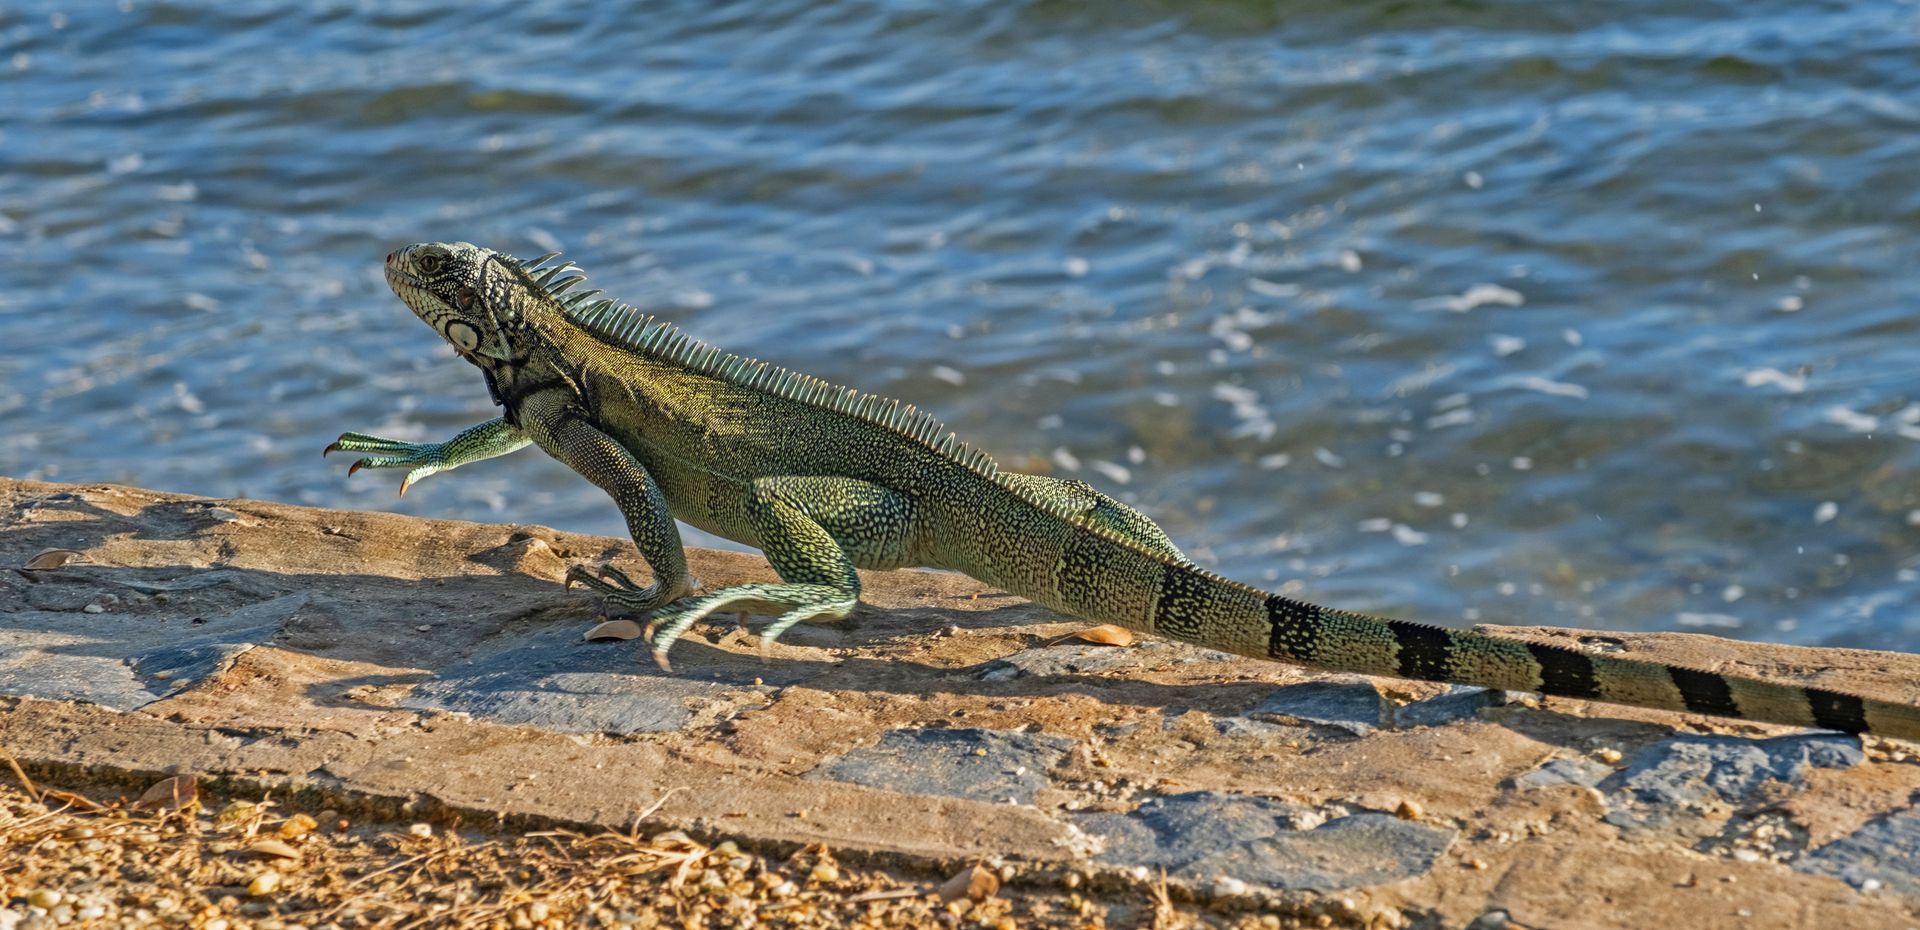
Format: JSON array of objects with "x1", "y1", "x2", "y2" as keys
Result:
[{"x1": 3, "y1": 477, "x2": 1918, "y2": 928}]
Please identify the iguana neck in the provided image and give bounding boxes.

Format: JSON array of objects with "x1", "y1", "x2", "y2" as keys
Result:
[{"x1": 470, "y1": 336, "x2": 575, "y2": 429}]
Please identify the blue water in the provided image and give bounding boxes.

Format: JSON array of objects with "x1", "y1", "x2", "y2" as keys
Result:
[{"x1": 6, "y1": 0, "x2": 1920, "y2": 649}]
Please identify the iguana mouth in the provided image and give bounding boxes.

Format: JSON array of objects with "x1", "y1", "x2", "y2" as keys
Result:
[{"x1": 384, "y1": 265, "x2": 424, "y2": 289}]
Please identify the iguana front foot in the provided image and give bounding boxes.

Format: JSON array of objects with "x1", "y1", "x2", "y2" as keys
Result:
[
  {"x1": 325, "y1": 432, "x2": 448, "y2": 495},
  {"x1": 643, "y1": 582, "x2": 858, "y2": 671},
  {"x1": 325, "y1": 418, "x2": 530, "y2": 495},
  {"x1": 564, "y1": 562, "x2": 695, "y2": 614}
]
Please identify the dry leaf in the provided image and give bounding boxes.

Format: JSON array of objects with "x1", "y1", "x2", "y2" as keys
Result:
[
  {"x1": 247, "y1": 838, "x2": 302, "y2": 861},
  {"x1": 24, "y1": 549, "x2": 83, "y2": 570},
  {"x1": 583, "y1": 619, "x2": 644, "y2": 641},
  {"x1": 132, "y1": 774, "x2": 198, "y2": 813},
  {"x1": 937, "y1": 864, "x2": 999, "y2": 903},
  {"x1": 1070, "y1": 624, "x2": 1134, "y2": 647}
]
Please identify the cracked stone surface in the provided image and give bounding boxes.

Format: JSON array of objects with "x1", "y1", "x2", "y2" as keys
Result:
[
  {"x1": 1515, "y1": 756, "x2": 1613, "y2": 791},
  {"x1": 1393, "y1": 685, "x2": 1508, "y2": 729},
  {"x1": 7, "y1": 478, "x2": 1920, "y2": 928},
  {"x1": 1599, "y1": 733, "x2": 1864, "y2": 832},
  {"x1": 1245, "y1": 678, "x2": 1387, "y2": 736},
  {"x1": 1798, "y1": 805, "x2": 1920, "y2": 896}
]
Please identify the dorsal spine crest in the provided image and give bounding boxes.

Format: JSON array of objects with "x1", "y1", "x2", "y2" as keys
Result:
[{"x1": 514, "y1": 250, "x2": 1008, "y2": 483}]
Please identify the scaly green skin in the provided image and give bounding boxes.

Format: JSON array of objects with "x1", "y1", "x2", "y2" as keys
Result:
[{"x1": 331, "y1": 242, "x2": 1920, "y2": 740}]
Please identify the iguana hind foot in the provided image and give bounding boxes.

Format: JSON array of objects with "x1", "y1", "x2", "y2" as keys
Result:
[
  {"x1": 644, "y1": 475, "x2": 886, "y2": 667},
  {"x1": 564, "y1": 562, "x2": 695, "y2": 614},
  {"x1": 645, "y1": 582, "x2": 858, "y2": 670}
]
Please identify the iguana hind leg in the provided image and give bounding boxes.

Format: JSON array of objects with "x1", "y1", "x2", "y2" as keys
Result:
[
  {"x1": 646, "y1": 476, "x2": 914, "y2": 667},
  {"x1": 325, "y1": 417, "x2": 531, "y2": 495}
]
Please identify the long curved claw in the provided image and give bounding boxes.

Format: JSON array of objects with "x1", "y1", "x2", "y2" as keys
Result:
[
  {"x1": 565, "y1": 564, "x2": 611, "y2": 593},
  {"x1": 643, "y1": 602, "x2": 709, "y2": 664},
  {"x1": 596, "y1": 564, "x2": 644, "y2": 590},
  {"x1": 327, "y1": 432, "x2": 448, "y2": 496}
]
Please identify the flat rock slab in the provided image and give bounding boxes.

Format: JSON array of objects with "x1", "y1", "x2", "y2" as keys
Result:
[
  {"x1": 7, "y1": 478, "x2": 1920, "y2": 928},
  {"x1": 978, "y1": 641, "x2": 1231, "y2": 680},
  {"x1": 401, "y1": 627, "x2": 774, "y2": 735},
  {"x1": 1080, "y1": 792, "x2": 1455, "y2": 891},
  {"x1": 810, "y1": 727, "x2": 1074, "y2": 805},
  {"x1": 0, "y1": 590, "x2": 305, "y2": 711}
]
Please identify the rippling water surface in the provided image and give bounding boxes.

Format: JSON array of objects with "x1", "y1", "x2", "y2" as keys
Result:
[{"x1": 7, "y1": 1, "x2": 1920, "y2": 649}]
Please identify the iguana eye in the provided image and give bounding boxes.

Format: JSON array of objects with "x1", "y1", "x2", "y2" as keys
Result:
[
  {"x1": 418, "y1": 253, "x2": 443, "y2": 274},
  {"x1": 446, "y1": 321, "x2": 480, "y2": 352}
]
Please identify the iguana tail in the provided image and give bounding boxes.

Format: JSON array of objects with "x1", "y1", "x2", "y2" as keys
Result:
[
  {"x1": 1010, "y1": 486, "x2": 1920, "y2": 740},
  {"x1": 1254, "y1": 594, "x2": 1920, "y2": 739}
]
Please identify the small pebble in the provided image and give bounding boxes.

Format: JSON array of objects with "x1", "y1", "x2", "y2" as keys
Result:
[
  {"x1": 26, "y1": 889, "x2": 61, "y2": 909},
  {"x1": 407, "y1": 823, "x2": 433, "y2": 838},
  {"x1": 280, "y1": 813, "x2": 318, "y2": 839},
  {"x1": 809, "y1": 863, "x2": 839, "y2": 883},
  {"x1": 248, "y1": 871, "x2": 281, "y2": 895}
]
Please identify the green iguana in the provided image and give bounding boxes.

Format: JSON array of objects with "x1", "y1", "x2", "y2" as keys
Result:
[{"x1": 328, "y1": 241, "x2": 1920, "y2": 739}]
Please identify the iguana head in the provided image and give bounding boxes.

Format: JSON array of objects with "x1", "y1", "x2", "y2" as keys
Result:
[{"x1": 384, "y1": 241, "x2": 542, "y2": 364}]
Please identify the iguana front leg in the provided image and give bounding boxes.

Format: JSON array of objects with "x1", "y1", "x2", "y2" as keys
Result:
[
  {"x1": 325, "y1": 417, "x2": 532, "y2": 495},
  {"x1": 646, "y1": 476, "x2": 912, "y2": 668},
  {"x1": 531, "y1": 412, "x2": 695, "y2": 613}
]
